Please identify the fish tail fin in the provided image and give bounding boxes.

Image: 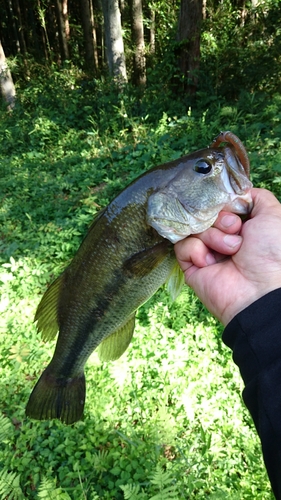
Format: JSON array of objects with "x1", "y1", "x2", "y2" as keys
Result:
[{"x1": 26, "y1": 368, "x2": 85, "y2": 425}]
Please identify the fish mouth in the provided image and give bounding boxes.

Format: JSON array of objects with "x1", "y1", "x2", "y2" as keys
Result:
[
  {"x1": 223, "y1": 187, "x2": 253, "y2": 215},
  {"x1": 211, "y1": 131, "x2": 250, "y2": 178},
  {"x1": 221, "y1": 146, "x2": 253, "y2": 214},
  {"x1": 211, "y1": 131, "x2": 253, "y2": 213}
]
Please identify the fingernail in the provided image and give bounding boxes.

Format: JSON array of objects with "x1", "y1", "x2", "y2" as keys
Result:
[
  {"x1": 221, "y1": 215, "x2": 238, "y2": 227},
  {"x1": 206, "y1": 252, "x2": 216, "y2": 265},
  {"x1": 223, "y1": 234, "x2": 242, "y2": 248}
]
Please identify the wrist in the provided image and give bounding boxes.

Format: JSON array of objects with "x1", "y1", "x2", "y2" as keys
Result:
[{"x1": 223, "y1": 284, "x2": 281, "y2": 326}]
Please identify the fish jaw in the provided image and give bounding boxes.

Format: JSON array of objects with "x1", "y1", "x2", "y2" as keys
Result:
[
  {"x1": 219, "y1": 156, "x2": 253, "y2": 214},
  {"x1": 147, "y1": 148, "x2": 253, "y2": 244}
]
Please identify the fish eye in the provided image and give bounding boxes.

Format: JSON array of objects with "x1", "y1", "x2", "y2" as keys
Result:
[{"x1": 194, "y1": 159, "x2": 212, "y2": 174}]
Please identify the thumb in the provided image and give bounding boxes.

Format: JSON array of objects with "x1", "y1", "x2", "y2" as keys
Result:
[{"x1": 175, "y1": 236, "x2": 216, "y2": 275}]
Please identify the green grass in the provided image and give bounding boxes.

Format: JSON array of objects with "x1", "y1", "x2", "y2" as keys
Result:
[{"x1": 1, "y1": 72, "x2": 280, "y2": 498}]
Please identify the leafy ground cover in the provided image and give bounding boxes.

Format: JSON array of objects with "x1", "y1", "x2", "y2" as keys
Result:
[{"x1": 1, "y1": 73, "x2": 281, "y2": 499}]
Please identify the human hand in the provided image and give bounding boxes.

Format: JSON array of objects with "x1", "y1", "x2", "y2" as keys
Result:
[{"x1": 174, "y1": 188, "x2": 281, "y2": 325}]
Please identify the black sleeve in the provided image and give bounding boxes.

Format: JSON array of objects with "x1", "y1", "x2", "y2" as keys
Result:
[{"x1": 223, "y1": 288, "x2": 281, "y2": 500}]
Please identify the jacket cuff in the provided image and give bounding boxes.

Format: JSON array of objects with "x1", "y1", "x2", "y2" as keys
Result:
[{"x1": 222, "y1": 288, "x2": 281, "y2": 386}]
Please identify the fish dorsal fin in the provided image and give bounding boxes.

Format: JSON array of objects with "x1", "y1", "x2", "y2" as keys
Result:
[
  {"x1": 166, "y1": 262, "x2": 185, "y2": 301},
  {"x1": 123, "y1": 241, "x2": 171, "y2": 278},
  {"x1": 34, "y1": 275, "x2": 62, "y2": 341},
  {"x1": 97, "y1": 314, "x2": 136, "y2": 361}
]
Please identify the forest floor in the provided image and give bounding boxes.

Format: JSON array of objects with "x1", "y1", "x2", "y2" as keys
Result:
[{"x1": 0, "y1": 71, "x2": 280, "y2": 499}]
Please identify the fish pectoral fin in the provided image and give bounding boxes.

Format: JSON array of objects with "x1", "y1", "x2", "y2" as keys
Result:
[
  {"x1": 123, "y1": 241, "x2": 171, "y2": 278},
  {"x1": 166, "y1": 262, "x2": 185, "y2": 301},
  {"x1": 34, "y1": 274, "x2": 63, "y2": 341},
  {"x1": 98, "y1": 314, "x2": 136, "y2": 362}
]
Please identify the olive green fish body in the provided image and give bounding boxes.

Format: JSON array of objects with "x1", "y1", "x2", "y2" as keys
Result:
[
  {"x1": 46, "y1": 169, "x2": 178, "y2": 364},
  {"x1": 26, "y1": 166, "x2": 177, "y2": 423},
  {"x1": 26, "y1": 142, "x2": 253, "y2": 424}
]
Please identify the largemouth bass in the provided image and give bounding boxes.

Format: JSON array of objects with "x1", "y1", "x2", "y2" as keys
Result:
[{"x1": 26, "y1": 132, "x2": 253, "y2": 424}]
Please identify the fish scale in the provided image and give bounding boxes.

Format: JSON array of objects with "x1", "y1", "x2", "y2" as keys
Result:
[{"x1": 26, "y1": 135, "x2": 253, "y2": 424}]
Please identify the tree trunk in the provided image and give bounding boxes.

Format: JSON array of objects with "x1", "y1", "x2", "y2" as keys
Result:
[
  {"x1": 150, "y1": 6, "x2": 155, "y2": 55},
  {"x1": 36, "y1": 0, "x2": 51, "y2": 60},
  {"x1": 202, "y1": 0, "x2": 207, "y2": 20},
  {"x1": 12, "y1": 0, "x2": 27, "y2": 55},
  {"x1": 130, "y1": 0, "x2": 146, "y2": 85},
  {"x1": 0, "y1": 40, "x2": 16, "y2": 110},
  {"x1": 101, "y1": 0, "x2": 127, "y2": 82},
  {"x1": 6, "y1": 0, "x2": 20, "y2": 53},
  {"x1": 177, "y1": 0, "x2": 203, "y2": 93},
  {"x1": 80, "y1": 0, "x2": 99, "y2": 72},
  {"x1": 35, "y1": 0, "x2": 51, "y2": 61},
  {"x1": 62, "y1": 0, "x2": 70, "y2": 39},
  {"x1": 26, "y1": 2, "x2": 41, "y2": 58},
  {"x1": 55, "y1": 0, "x2": 70, "y2": 61}
]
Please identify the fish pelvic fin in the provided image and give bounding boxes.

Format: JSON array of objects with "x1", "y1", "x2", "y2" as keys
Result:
[
  {"x1": 35, "y1": 275, "x2": 63, "y2": 341},
  {"x1": 26, "y1": 368, "x2": 85, "y2": 425},
  {"x1": 98, "y1": 314, "x2": 135, "y2": 362},
  {"x1": 166, "y1": 261, "x2": 185, "y2": 301}
]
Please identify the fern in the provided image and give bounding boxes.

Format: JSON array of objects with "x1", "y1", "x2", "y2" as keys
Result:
[
  {"x1": 148, "y1": 465, "x2": 179, "y2": 500},
  {"x1": 149, "y1": 486, "x2": 178, "y2": 500},
  {"x1": 0, "y1": 414, "x2": 13, "y2": 444},
  {"x1": 0, "y1": 468, "x2": 23, "y2": 500},
  {"x1": 120, "y1": 465, "x2": 179, "y2": 500},
  {"x1": 120, "y1": 483, "x2": 147, "y2": 500},
  {"x1": 37, "y1": 477, "x2": 71, "y2": 499},
  {"x1": 92, "y1": 449, "x2": 110, "y2": 474}
]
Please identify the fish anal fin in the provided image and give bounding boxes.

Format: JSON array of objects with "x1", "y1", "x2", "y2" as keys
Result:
[
  {"x1": 167, "y1": 262, "x2": 185, "y2": 301},
  {"x1": 34, "y1": 275, "x2": 63, "y2": 341},
  {"x1": 123, "y1": 241, "x2": 171, "y2": 279},
  {"x1": 26, "y1": 367, "x2": 85, "y2": 425},
  {"x1": 98, "y1": 314, "x2": 136, "y2": 362}
]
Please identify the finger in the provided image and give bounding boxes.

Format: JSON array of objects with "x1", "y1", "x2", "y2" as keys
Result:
[
  {"x1": 213, "y1": 212, "x2": 242, "y2": 234},
  {"x1": 174, "y1": 236, "x2": 216, "y2": 273},
  {"x1": 195, "y1": 226, "x2": 243, "y2": 255},
  {"x1": 251, "y1": 188, "x2": 281, "y2": 217}
]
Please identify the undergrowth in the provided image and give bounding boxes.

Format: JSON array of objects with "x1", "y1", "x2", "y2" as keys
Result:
[{"x1": 0, "y1": 72, "x2": 280, "y2": 499}]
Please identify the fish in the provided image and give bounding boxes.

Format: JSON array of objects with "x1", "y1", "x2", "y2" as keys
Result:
[{"x1": 26, "y1": 132, "x2": 253, "y2": 424}]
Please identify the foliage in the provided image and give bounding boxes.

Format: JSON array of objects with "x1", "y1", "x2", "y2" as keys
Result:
[
  {"x1": 1, "y1": 0, "x2": 281, "y2": 98},
  {"x1": 0, "y1": 468, "x2": 23, "y2": 500},
  {"x1": 0, "y1": 67, "x2": 280, "y2": 499},
  {"x1": 200, "y1": 0, "x2": 281, "y2": 97}
]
